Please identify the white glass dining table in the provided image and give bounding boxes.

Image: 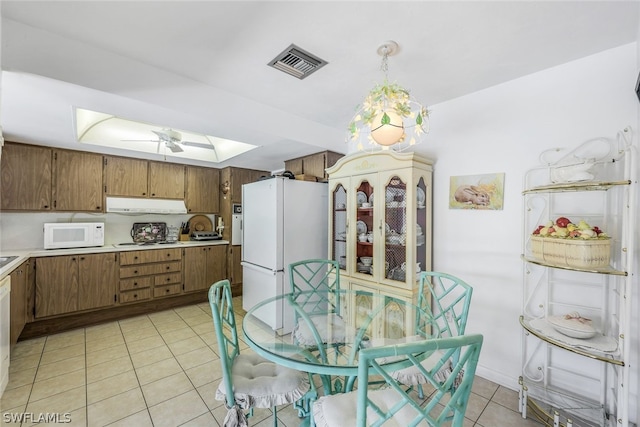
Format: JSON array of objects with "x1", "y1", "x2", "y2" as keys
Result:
[{"x1": 242, "y1": 289, "x2": 439, "y2": 396}]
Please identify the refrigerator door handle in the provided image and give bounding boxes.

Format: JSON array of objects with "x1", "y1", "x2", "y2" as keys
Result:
[{"x1": 241, "y1": 262, "x2": 282, "y2": 275}]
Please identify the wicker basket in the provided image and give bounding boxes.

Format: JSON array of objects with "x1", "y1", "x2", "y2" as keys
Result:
[{"x1": 530, "y1": 236, "x2": 611, "y2": 268}]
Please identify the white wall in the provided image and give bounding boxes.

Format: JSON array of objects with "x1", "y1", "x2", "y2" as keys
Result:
[{"x1": 408, "y1": 42, "x2": 638, "y2": 416}]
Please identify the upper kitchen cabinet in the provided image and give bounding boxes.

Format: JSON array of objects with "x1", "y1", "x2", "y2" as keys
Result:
[
  {"x1": 148, "y1": 162, "x2": 185, "y2": 199},
  {"x1": 104, "y1": 156, "x2": 148, "y2": 197},
  {"x1": 104, "y1": 156, "x2": 185, "y2": 199},
  {"x1": 284, "y1": 150, "x2": 343, "y2": 181},
  {"x1": 1, "y1": 142, "x2": 52, "y2": 211},
  {"x1": 185, "y1": 165, "x2": 220, "y2": 213},
  {"x1": 53, "y1": 150, "x2": 103, "y2": 211}
]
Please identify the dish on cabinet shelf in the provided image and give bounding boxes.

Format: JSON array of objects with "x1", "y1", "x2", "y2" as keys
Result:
[
  {"x1": 368, "y1": 192, "x2": 374, "y2": 204},
  {"x1": 356, "y1": 191, "x2": 368, "y2": 206},
  {"x1": 385, "y1": 188, "x2": 405, "y2": 204},
  {"x1": 547, "y1": 314, "x2": 597, "y2": 339},
  {"x1": 416, "y1": 187, "x2": 426, "y2": 207},
  {"x1": 356, "y1": 220, "x2": 367, "y2": 234}
]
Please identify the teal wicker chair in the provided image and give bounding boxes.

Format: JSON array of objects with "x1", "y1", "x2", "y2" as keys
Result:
[
  {"x1": 288, "y1": 259, "x2": 346, "y2": 348},
  {"x1": 312, "y1": 334, "x2": 484, "y2": 427},
  {"x1": 209, "y1": 279, "x2": 313, "y2": 426},
  {"x1": 394, "y1": 271, "x2": 474, "y2": 398}
]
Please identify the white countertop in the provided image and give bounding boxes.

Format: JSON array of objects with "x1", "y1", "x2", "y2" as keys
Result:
[{"x1": 0, "y1": 240, "x2": 229, "y2": 280}]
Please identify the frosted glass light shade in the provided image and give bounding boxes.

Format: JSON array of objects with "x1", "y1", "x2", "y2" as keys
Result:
[{"x1": 371, "y1": 111, "x2": 405, "y2": 146}]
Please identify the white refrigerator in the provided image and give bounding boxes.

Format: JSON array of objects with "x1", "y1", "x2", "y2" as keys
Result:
[{"x1": 242, "y1": 177, "x2": 328, "y2": 334}]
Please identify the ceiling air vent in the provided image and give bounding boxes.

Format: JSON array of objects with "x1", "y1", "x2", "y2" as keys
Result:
[{"x1": 268, "y1": 44, "x2": 328, "y2": 80}]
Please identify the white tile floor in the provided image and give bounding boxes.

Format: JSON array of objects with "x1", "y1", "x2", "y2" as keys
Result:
[{"x1": 1, "y1": 298, "x2": 543, "y2": 426}]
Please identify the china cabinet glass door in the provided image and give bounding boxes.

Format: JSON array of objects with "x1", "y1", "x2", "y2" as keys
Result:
[
  {"x1": 354, "y1": 175, "x2": 375, "y2": 278},
  {"x1": 331, "y1": 183, "x2": 347, "y2": 271},
  {"x1": 382, "y1": 175, "x2": 407, "y2": 284}
]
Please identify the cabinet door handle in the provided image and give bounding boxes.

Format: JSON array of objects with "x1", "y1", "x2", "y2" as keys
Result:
[
  {"x1": 133, "y1": 282, "x2": 138, "y2": 287},
  {"x1": 133, "y1": 294, "x2": 138, "y2": 298},
  {"x1": 134, "y1": 270, "x2": 138, "y2": 274}
]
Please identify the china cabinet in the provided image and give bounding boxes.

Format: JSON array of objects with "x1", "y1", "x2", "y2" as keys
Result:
[
  {"x1": 518, "y1": 131, "x2": 636, "y2": 427},
  {"x1": 326, "y1": 151, "x2": 433, "y2": 337}
]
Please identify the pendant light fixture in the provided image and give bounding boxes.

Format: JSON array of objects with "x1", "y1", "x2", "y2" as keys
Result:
[{"x1": 347, "y1": 41, "x2": 430, "y2": 151}]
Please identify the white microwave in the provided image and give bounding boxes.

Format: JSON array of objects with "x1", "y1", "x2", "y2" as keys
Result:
[{"x1": 43, "y1": 222, "x2": 105, "y2": 250}]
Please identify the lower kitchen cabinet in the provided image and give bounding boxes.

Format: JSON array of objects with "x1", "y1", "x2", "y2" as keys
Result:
[
  {"x1": 9, "y1": 260, "x2": 28, "y2": 345},
  {"x1": 119, "y1": 248, "x2": 182, "y2": 303},
  {"x1": 183, "y1": 245, "x2": 227, "y2": 292},
  {"x1": 35, "y1": 253, "x2": 118, "y2": 318}
]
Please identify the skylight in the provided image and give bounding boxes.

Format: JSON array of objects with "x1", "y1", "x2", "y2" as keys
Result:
[{"x1": 74, "y1": 108, "x2": 258, "y2": 163}]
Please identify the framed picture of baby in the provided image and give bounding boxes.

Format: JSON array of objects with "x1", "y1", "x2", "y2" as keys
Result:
[{"x1": 449, "y1": 173, "x2": 505, "y2": 210}]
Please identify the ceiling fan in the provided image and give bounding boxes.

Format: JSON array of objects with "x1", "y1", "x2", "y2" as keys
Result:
[{"x1": 124, "y1": 129, "x2": 219, "y2": 159}]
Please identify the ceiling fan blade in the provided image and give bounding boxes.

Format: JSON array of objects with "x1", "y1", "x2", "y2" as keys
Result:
[
  {"x1": 166, "y1": 141, "x2": 184, "y2": 153},
  {"x1": 180, "y1": 141, "x2": 215, "y2": 150}
]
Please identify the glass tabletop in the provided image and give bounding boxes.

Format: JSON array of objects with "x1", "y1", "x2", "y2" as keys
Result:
[{"x1": 242, "y1": 289, "x2": 439, "y2": 378}]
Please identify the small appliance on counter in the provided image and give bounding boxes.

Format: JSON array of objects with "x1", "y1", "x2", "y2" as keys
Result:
[
  {"x1": 190, "y1": 231, "x2": 222, "y2": 241},
  {"x1": 44, "y1": 222, "x2": 105, "y2": 249},
  {"x1": 130, "y1": 222, "x2": 167, "y2": 244}
]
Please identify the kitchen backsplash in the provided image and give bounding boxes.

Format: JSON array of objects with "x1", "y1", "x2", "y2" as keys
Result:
[{"x1": 0, "y1": 212, "x2": 214, "y2": 250}]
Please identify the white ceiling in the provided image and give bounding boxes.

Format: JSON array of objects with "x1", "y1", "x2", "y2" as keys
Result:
[{"x1": 1, "y1": 1, "x2": 638, "y2": 171}]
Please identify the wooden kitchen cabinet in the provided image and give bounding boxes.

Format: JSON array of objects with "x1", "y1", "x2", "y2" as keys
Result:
[
  {"x1": 119, "y1": 248, "x2": 183, "y2": 302},
  {"x1": 78, "y1": 253, "x2": 118, "y2": 311},
  {"x1": 185, "y1": 165, "x2": 220, "y2": 213},
  {"x1": 285, "y1": 150, "x2": 343, "y2": 180},
  {"x1": 219, "y1": 166, "x2": 269, "y2": 296},
  {"x1": 104, "y1": 156, "x2": 185, "y2": 199},
  {"x1": 149, "y1": 161, "x2": 185, "y2": 199},
  {"x1": 53, "y1": 150, "x2": 103, "y2": 211},
  {"x1": 35, "y1": 253, "x2": 118, "y2": 318},
  {"x1": 9, "y1": 260, "x2": 29, "y2": 345},
  {"x1": 1, "y1": 142, "x2": 52, "y2": 211},
  {"x1": 104, "y1": 156, "x2": 149, "y2": 197},
  {"x1": 183, "y1": 245, "x2": 227, "y2": 293}
]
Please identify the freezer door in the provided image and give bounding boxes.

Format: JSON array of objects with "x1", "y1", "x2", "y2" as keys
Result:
[
  {"x1": 282, "y1": 180, "x2": 328, "y2": 265},
  {"x1": 242, "y1": 262, "x2": 287, "y2": 332},
  {"x1": 242, "y1": 179, "x2": 283, "y2": 270}
]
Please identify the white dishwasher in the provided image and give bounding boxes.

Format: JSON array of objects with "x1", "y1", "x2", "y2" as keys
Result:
[{"x1": 0, "y1": 275, "x2": 10, "y2": 396}]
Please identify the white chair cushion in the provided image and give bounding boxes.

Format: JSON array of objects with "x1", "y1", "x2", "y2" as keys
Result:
[
  {"x1": 292, "y1": 313, "x2": 352, "y2": 346},
  {"x1": 313, "y1": 388, "x2": 431, "y2": 427},
  {"x1": 391, "y1": 349, "x2": 452, "y2": 385},
  {"x1": 366, "y1": 336, "x2": 453, "y2": 385},
  {"x1": 215, "y1": 353, "x2": 310, "y2": 408}
]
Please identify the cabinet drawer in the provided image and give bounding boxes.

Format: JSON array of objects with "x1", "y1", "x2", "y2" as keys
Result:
[
  {"x1": 153, "y1": 284, "x2": 182, "y2": 298},
  {"x1": 119, "y1": 276, "x2": 152, "y2": 291},
  {"x1": 119, "y1": 288, "x2": 151, "y2": 304},
  {"x1": 120, "y1": 261, "x2": 181, "y2": 278},
  {"x1": 120, "y1": 249, "x2": 182, "y2": 265},
  {"x1": 154, "y1": 272, "x2": 182, "y2": 286}
]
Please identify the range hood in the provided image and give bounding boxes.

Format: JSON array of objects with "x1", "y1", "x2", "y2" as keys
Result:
[{"x1": 106, "y1": 197, "x2": 187, "y2": 214}]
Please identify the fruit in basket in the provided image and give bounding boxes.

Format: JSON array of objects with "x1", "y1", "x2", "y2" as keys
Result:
[{"x1": 532, "y1": 217, "x2": 608, "y2": 239}]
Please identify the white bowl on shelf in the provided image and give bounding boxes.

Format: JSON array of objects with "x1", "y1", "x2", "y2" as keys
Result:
[
  {"x1": 547, "y1": 314, "x2": 597, "y2": 339},
  {"x1": 360, "y1": 257, "x2": 373, "y2": 266}
]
